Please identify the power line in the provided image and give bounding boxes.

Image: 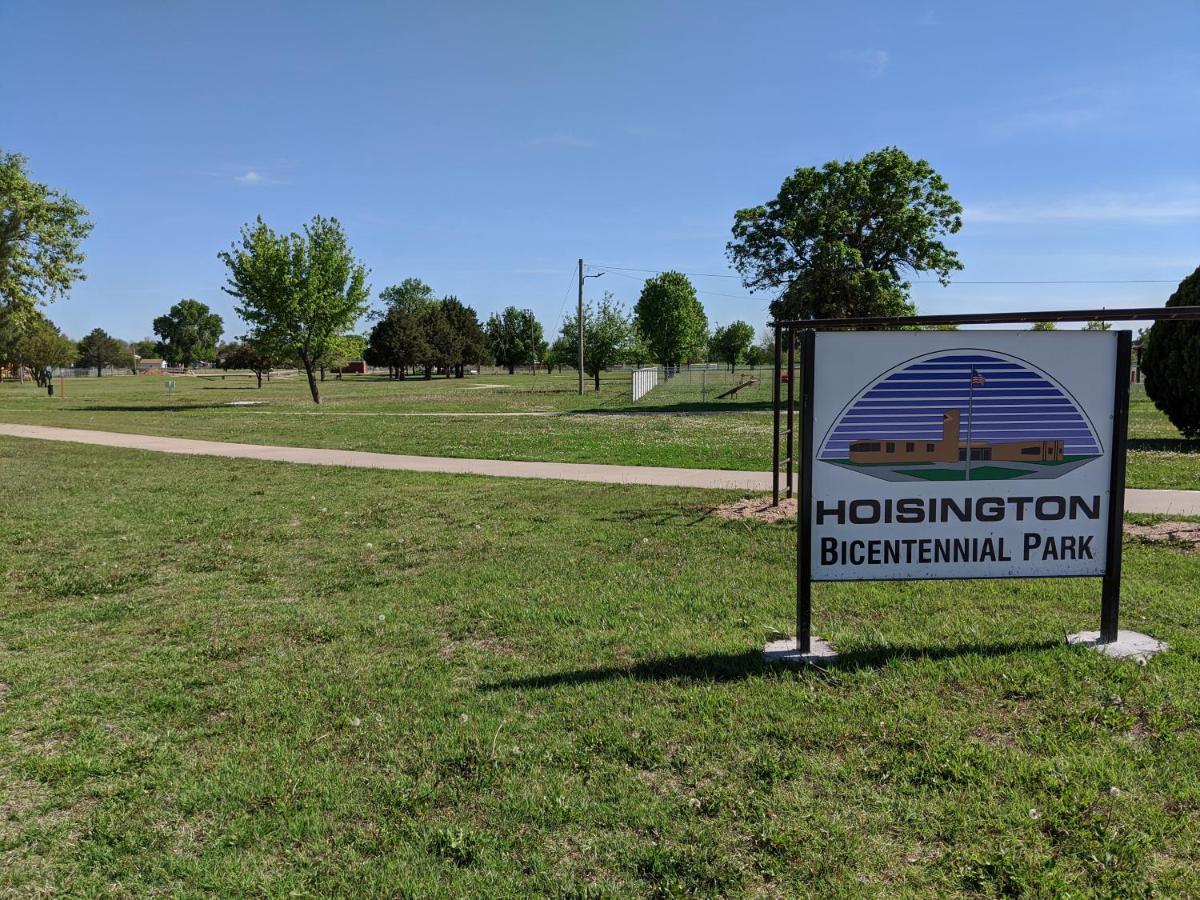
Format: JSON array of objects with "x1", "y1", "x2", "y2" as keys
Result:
[
  {"x1": 591, "y1": 262, "x2": 1176, "y2": 287},
  {"x1": 913, "y1": 279, "x2": 1177, "y2": 285},
  {"x1": 587, "y1": 262, "x2": 742, "y2": 280},
  {"x1": 601, "y1": 268, "x2": 766, "y2": 305}
]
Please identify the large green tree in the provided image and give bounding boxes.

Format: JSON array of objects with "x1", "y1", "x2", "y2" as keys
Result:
[
  {"x1": 441, "y1": 296, "x2": 487, "y2": 378},
  {"x1": 485, "y1": 307, "x2": 544, "y2": 375},
  {"x1": 218, "y1": 337, "x2": 280, "y2": 388},
  {"x1": 558, "y1": 292, "x2": 633, "y2": 390},
  {"x1": 1143, "y1": 265, "x2": 1200, "y2": 438},
  {"x1": 315, "y1": 333, "x2": 367, "y2": 380},
  {"x1": 365, "y1": 306, "x2": 428, "y2": 379},
  {"x1": 76, "y1": 327, "x2": 130, "y2": 376},
  {"x1": 131, "y1": 338, "x2": 158, "y2": 358},
  {"x1": 3, "y1": 312, "x2": 75, "y2": 385},
  {"x1": 219, "y1": 215, "x2": 370, "y2": 404},
  {"x1": 0, "y1": 150, "x2": 93, "y2": 323},
  {"x1": 709, "y1": 320, "x2": 756, "y2": 371},
  {"x1": 727, "y1": 147, "x2": 962, "y2": 323},
  {"x1": 152, "y1": 298, "x2": 224, "y2": 367},
  {"x1": 419, "y1": 304, "x2": 460, "y2": 379},
  {"x1": 633, "y1": 271, "x2": 708, "y2": 369}
]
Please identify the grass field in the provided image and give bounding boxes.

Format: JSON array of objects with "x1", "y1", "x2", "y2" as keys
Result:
[
  {"x1": 2, "y1": 438, "x2": 1200, "y2": 895},
  {"x1": 0, "y1": 371, "x2": 1197, "y2": 488}
]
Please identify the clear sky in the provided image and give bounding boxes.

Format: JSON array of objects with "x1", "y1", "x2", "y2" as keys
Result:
[{"x1": 4, "y1": 1, "x2": 1198, "y2": 342}]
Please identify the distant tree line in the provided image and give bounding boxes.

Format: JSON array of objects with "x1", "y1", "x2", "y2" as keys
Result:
[{"x1": 7, "y1": 141, "x2": 1199, "y2": 429}]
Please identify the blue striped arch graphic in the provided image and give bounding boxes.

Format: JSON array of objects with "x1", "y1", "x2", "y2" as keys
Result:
[{"x1": 817, "y1": 349, "x2": 1103, "y2": 481}]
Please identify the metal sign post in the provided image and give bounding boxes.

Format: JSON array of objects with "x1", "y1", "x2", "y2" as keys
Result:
[
  {"x1": 1101, "y1": 330, "x2": 1133, "y2": 642},
  {"x1": 796, "y1": 329, "x2": 815, "y2": 654}
]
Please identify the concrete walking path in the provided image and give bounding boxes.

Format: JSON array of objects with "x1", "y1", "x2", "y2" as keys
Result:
[
  {"x1": 2, "y1": 422, "x2": 1198, "y2": 514},
  {"x1": 0, "y1": 423, "x2": 765, "y2": 490}
]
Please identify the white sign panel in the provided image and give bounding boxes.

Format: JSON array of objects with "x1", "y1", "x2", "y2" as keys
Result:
[{"x1": 809, "y1": 331, "x2": 1117, "y2": 581}]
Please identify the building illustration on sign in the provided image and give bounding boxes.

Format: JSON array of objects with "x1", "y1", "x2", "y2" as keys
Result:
[{"x1": 818, "y1": 351, "x2": 1102, "y2": 482}]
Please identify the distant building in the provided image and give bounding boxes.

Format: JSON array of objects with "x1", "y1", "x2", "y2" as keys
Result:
[
  {"x1": 137, "y1": 358, "x2": 167, "y2": 372},
  {"x1": 849, "y1": 409, "x2": 1065, "y2": 465}
]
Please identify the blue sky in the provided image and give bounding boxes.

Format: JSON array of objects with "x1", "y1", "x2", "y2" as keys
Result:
[{"x1": 4, "y1": 1, "x2": 1198, "y2": 342}]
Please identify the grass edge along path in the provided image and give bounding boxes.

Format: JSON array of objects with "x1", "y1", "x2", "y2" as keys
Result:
[{"x1": 4, "y1": 422, "x2": 1200, "y2": 516}]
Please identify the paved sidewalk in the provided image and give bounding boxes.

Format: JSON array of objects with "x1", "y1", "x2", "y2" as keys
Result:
[
  {"x1": 0, "y1": 423, "x2": 765, "y2": 490},
  {"x1": 2, "y1": 422, "x2": 1198, "y2": 514}
]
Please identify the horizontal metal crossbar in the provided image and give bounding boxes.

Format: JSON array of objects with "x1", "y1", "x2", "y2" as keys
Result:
[{"x1": 773, "y1": 305, "x2": 1200, "y2": 330}]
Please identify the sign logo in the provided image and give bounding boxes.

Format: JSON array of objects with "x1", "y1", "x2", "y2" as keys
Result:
[{"x1": 817, "y1": 350, "x2": 1103, "y2": 482}]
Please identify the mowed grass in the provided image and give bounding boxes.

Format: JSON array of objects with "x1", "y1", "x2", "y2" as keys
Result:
[
  {"x1": 0, "y1": 373, "x2": 1197, "y2": 488},
  {"x1": 2, "y1": 438, "x2": 1200, "y2": 895}
]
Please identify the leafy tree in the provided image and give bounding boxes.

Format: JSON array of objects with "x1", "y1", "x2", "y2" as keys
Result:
[
  {"x1": 378, "y1": 278, "x2": 437, "y2": 317},
  {"x1": 1031, "y1": 321, "x2": 1057, "y2": 331},
  {"x1": 558, "y1": 292, "x2": 633, "y2": 390},
  {"x1": 1143, "y1": 265, "x2": 1200, "y2": 438},
  {"x1": 485, "y1": 307, "x2": 543, "y2": 375},
  {"x1": 0, "y1": 150, "x2": 93, "y2": 324},
  {"x1": 441, "y1": 296, "x2": 487, "y2": 378},
  {"x1": 316, "y1": 333, "x2": 366, "y2": 379},
  {"x1": 5, "y1": 313, "x2": 75, "y2": 385},
  {"x1": 365, "y1": 306, "x2": 428, "y2": 379},
  {"x1": 152, "y1": 298, "x2": 224, "y2": 367},
  {"x1": 218, "y1": 338, "x2": 279, "y2": 388},
  {"x1": 76, "y1": 327, "x2": 130, "y2": 376},
  {"x1": 132, "y1": 338, "x2": 158, "y2": 358},
  {"x1": 633, "y1": 271, "x2": 708, "y2": 369},
  {"x1": 625, "y1": 330, "x2": 651, "y2": 369},
  {"x1": 419, "y1": 304, "x2": 460, "y2": 379},
  {"x1": 709, "y1": 320, "x2": 755, "y2": 371},
  {"x1": 543, "y1": 334, "x2": 572, "y2": 373},
  {"x1": 219, "y1": 215, "x2": 370, "y2": 404},
  {"x1": 1084, "y1": 319, "x2": 1112, "y2": 331},
  {"x1": 727, "y1": 146, "x2": 962, "y2": 323}
]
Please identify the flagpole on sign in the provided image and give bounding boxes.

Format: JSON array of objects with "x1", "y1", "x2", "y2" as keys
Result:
[{"x1": 965, "y1": 370, "x2": 974, "y2": 482}]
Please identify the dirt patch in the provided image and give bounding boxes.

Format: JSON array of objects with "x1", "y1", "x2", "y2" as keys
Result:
[
  {"x1": 712, "y1": 495, "x2": 796, "y2": 524},
  {"x1": 1125, "y1": 520, "x2": 1200, "y2": 547},
  {"x1": 439, "y1": 636, "x2": 513, "y2": 659}
]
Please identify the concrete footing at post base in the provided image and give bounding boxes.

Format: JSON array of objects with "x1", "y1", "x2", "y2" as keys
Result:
[
  {"x1": 1067, "y1": 630, "x2": 1167, "y2": 663},
  {"x1": 763, "y1": 636, "x2": 840, "y2": 665}
]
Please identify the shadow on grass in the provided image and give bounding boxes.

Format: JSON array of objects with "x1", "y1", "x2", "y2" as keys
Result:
[
  {"x1": 481, "y1": 640, "x2": 1061, "y2": 691},
  {"x1": 66, "y1": 403, "x2": 237, "y2": 413},
  {"x1": 570, "y1": 399, "x2": 774, "y2": 415},
  {"x1": 1128, "y1": 437, "x2": 1200, "y2": 453},
  {"x1": 600, "y1": 506, "x2": 719, "y2": 527}
]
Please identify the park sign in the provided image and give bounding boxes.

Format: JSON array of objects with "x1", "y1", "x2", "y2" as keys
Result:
[{"x1": 805, "y1": 330, "x2": 1121, "y2": 581}]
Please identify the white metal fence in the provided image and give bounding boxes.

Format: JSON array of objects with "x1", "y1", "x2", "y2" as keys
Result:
[{"x1": 631, "y1": 367, "x2": 660, "y2": 401}]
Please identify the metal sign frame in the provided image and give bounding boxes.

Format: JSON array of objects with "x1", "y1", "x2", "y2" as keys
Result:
[{"x1": 772, "y1": 305, "x2": 1200, "y2": 655}]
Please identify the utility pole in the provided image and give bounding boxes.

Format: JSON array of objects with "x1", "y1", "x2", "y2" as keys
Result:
[
  {"x1": 526, "y1": 308, "x2": 536, "y2": 375},
  {"x1": 577, "y1": 258, "x2": 584, "y2": 395},
  {"x1": 577, "y1": 260, "x2": 604, "y2": 394}
]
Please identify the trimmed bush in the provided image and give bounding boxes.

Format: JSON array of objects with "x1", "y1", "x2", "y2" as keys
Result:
[{"x1": 1143, "y1": 265, "x2": 1200, "y2": 438}]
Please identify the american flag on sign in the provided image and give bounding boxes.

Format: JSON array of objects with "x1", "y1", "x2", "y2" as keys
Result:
[{"x1": 970, "y1": 369, "x2": 986, "y2": 386}]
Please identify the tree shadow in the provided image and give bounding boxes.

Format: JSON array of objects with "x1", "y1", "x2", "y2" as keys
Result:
[
  {"x1": 1127, "y1": 437, "x2": 1199, "y2": 453},
  {"x1": 598, "y1": 505, "x2": 719, "y2": 527},
  {"x1": 68, "y1": 403, "x2": 235, "y2": 413},
  {"x1": 572, "y1": 399, "x2": 774, "y2": 415},
  {"x1": 480, "y1": 640, "x2": 1062, "y2": 691}
]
